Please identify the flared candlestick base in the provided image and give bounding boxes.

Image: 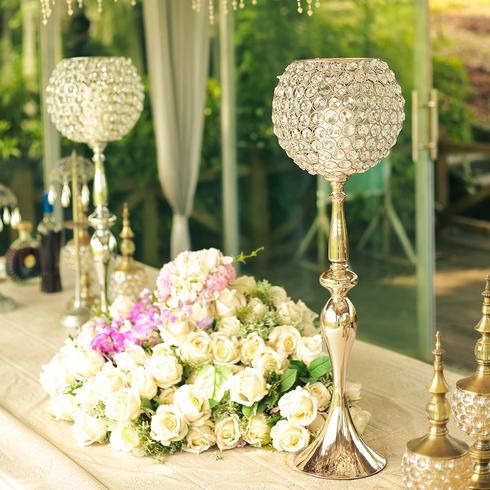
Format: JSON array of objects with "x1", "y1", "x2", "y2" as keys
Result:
[
  {"x1": 293, "y1": 393, "x2": 386, "y2": 479},
  {"x1": 61, "y1": 300, "x2": 91, "y2": 328}
]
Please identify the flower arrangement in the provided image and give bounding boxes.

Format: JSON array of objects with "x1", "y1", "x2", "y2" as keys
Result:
[{"x1": 40, "y1": 248, "x2": 369, "y2": 458}]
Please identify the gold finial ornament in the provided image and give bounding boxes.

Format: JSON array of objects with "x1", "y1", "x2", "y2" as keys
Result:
[
  {"x1": 402, "y1": 332, "x2": 471, "y2": 489},
  {"x1": 453, "y1": 276, "x2": 490, "y2": 489},
  {"x1": 109, "y1": 203, "x2": 147, "y2": 304}
]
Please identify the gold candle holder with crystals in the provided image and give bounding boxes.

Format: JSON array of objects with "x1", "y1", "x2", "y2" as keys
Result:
[
  {"x1": 272, "y1": 58, "x2": 405, "y2": 479},
  {"x1": 452, "y1": 276, "x2": 490, "y2": 489},
  {"x1": 109, "y1": 203, "x2": 147, "y2": 303},
  {"x1": 402, "y1": 332, "x2": 471, "y2": 489}
]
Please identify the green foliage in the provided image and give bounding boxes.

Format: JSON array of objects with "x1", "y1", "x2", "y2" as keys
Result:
[
  {"x1": 193, "y1": 364, "x2": 233, "y2": 407},
  {"x1": 134, "y1": 416, "x2": 183, "y2": 460},
  {"x1": 308, "y1": 356, "x2": 331, "y2": 382}
]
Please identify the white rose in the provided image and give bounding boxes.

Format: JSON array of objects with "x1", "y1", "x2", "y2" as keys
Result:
[
  {"x1": 296, "y1": 300, "x2": 318, "y2": 336},
  {"x1": 351, "y1": 406, "x2": 371, "y2": 434},
  {"x1": 215, "y1": 288, "x2": 246, "y2": 317},
  {"x1": 114, "y1": 345, "x2": 147, "y2": 371},
  {"x1": 110, "y1": 423, "x2": 141, "y2": 453},
  {"x1": 271, "y1": 420, "x2": 310, "y2": 452},
  {"x1": 109, "y1": 295, "x2": 135, "y2": 319},
  {"x1": 276, "y1": 300, "x2": 302, "y2": 326},
  {"x1": 231, "y1": 275, "x2": 256, "y2": 294},
  {"x1": 215, "y1": 415, "x2": 240, "y2": 451},
  {"x1": 183, "y1": 420, "x2": 216, "y2": 454},
  {"x1": 50, "y1": 394, "x2": 77, "y2": 421},
  {"x1": 93, "y1": 362, "x2": 127, "y2": 399},
  {"x1": 150, "y1": 405, "x2": 188, "y2": 446},
  {"x1": 229, "y1": 367, "x2": 268, "y2": 407},
  {"x1": 156, "y1": 387, "x2": 177, "y2": 405},
  {"x1": 278, "y1": 386, "x2": 317, "y2": 426},
  {"x1": 105, "y1": 388, "x2": 141, "y2": 422},
  {"x1": 152, "y1": 343, "x2": 174, "y2": 356},
  {"x1": 190, "y1": 301, "x2": 212, "y2": 327},
  {"x1": 270, "y1": 286, "x2": 288, "y2": 308},
  {"x1": 243, "y1": 414, "x2": 271, "y2": 446},
  {"x1": 248, "y1": 298, "x2": 269, "y2": 320},
  {"x1": 72, "y1": 412, "x2": 107, "y2": 446},
  {"x1": 217, "y1": 316, "x2": 241, "y2": 337},
  {"x1": 160, "y1": 318, "x2": 194, "y2": 346},
  {"x1": 173, "y1": 385, "x2": 211, "y2": 424},
  {"x1": 40, "y1": 353, "x2": 75, "y2": 396},
  {"x1": 178, "y1": 331, "x2": 212, "y2": 367},
  {"x1": 346, "y1": 381, "x2": 362, "y2": 403},
  {"x1": 130, "y1": 366, "x2": 158, "y2": 400},
  {"x1": 75, "y1": 321, "x2": 97, "y2": 348},
  {"x1": 145, "y1": 353, "x2": 183, "y2": 388},
  {"x1": 211, "y1": 333, "x2": 240, "y2": 366},
  {"x1": 294, "y1": 335, "x2": 323, "y2": 367},
  {"x1": 75, "y1": 379, "x2": 100, "y2": 411},
  {"x1": 306, "y1": 382, "x2": 331, "y2": 411},
  {"x1": 240, "y1": 333, "x2": 265, "y2": 365},
  {"x1": 252, "y1": 347, "x2": 288, "y2": 375},
  {"x1": 268, "y1": 326, "x2": 301, "y2": 356},
  {"x1": 68, "y1": 347, "x2": 105, "y2": 378}
]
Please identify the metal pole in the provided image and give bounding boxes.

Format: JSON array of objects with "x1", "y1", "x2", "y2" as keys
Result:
[
  {"x1": 219, "y1": 6, "x2": 239, "y2": 257},
  {"x1": 40, "y1": 3, "x2": 62, "y2": 222},
  {"x1": 414, "y1": 0, "x2": 436, "y2": 361}
]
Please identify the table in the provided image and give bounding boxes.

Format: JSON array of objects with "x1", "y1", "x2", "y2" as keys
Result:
[{"x1": 0, "y1": 265, "x2": 470, "y2": 489}]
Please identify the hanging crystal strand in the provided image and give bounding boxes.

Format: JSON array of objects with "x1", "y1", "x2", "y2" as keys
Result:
[
  {"x1": 192, "y1": 0, "x2": 197, "y2": 11},
  {"x1": 97, "y1": 0, "x2": 103, "y2": 13},
  {"x1": 222, "y1": 0, "x2": 228, "y2": 15},
  {"x1": 67, "y1": 0, "x2": 74, "y2": 15},
  {"x1": 208, "y1": 0, "x2": 215, "y2": 24},
  {"x1": 306, "y1": 0, "x2": 313, "y2": 15},
  {"x1": 48, "y1": 184, "x2": 58, "y2": 205},
  {"x1": 239, "y1": 0, "x2": 245, "y2": 8},
  {"x1": 11, "y1": 208, "x2": 21, "y2": 227},
  {"x1": 252, "y1": 0, "x2": 257, "y2": 4},
  {"x1": 61, "y1": 182, "x2": 71, "y2": 208},
  {"x1": 78, "y1": 0, "x2": 83, "y2": 8},
  {"x1": 297, "y1": 0, "x2": 303, "y2": 14},
  {"x1": 81, "y1": 182, "x2": 90, "y2": 208},
  {"x1": 232, "y1": 0, "x2": 238, "y2": 10},
  {"x1": 2, "y1": 207, "x2": 11, "y2": 225},
  {"x1": 315, "y1": 0, "x2": 320, "y2": 8}
]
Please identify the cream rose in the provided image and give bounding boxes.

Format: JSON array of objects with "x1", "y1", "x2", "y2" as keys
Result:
[
  {"x1": 294, "y1": 335, "x2": 323, "y2": 367},
  {"x1": 183, "y1": 420, "x2": 216, "y2": 454},
  {"x1": 160, "y1": 318, "x2": 194, "y2": 346},
  {"x1": 75, "y1": 321, "x2": 97, "y2": 348},
  {"x1": 231, "y1": 275, "x2": 256, "y2": 294},
  {"x1": 268, "y1": 326, "x2": 301, "y2": 356},
  {"x1": 110, "y1": 423, "x2": 141, "y2": 453},
  {"x1": 173, "y1": 385, "x2": 211, "y2": 425},
  {"x1": 105, "y1": 388, "x2": 141, "y2": 422},
  {"x1": 211, "y1": 333, "x2": 240, "y2": 366},
  {"x1": 270, "y1": 285, "x2": 288, "y2": 308},
  {"x1": 93, "y1": 363, "x2": 127, "y2": 399},
  {"x1": 109, "y1": 295, "x2": 135, "y2": 319},
  {"x1": 240, "y1": 333, "x2": 265, "y2": 365},
  {"x1": 278, "y1": 386, "x2": 317, "y2": 426},
  {"x1": 215, "y1": 415, "x2": 240, "y2": 451},
  {"x1": 114, "y1": 345, "x2": 147, "y2": 371},
  {"x1": 145, "y1": 353, "x2": 183, "y2": 388},
  {"x1": 72, "y1": 412, "x2": 107, "y2": 446},
  {"x1": 40, "y1": 353, "x2": 75, "y2": 396},
  {"x1": 271, "y1": 420, "x2": 310, "y2": 452},
  {"x1": 229, "y1": 367, "x2": 268, "y2": 407},
  {"x1": 252, "y1": 347, "x2": 288, "y2": 375},
  {"x1": 306, "y1": 382, "x2": 331, "y2": 411},
  {"x1": 74, "y1": 379, "x2": 100, "y2": 411},
  {"x1": 215, "y1": 288, "x2": 246, "y2": 318},
  {"x1": 156, "y1": 387, "x2": 177, "y2": 405},
  {"x1": 68, "y1": 347, "x2": 105, "y2": 378},
  {"x1": 248, "y1": 298, "x2": 269, "y2": 320},
  {"x1": 217, "y1": 316, "x2": 241, "y2": 337},
  {"x1": 243, "y1": 414, "x2": 271, "y2": 446},
  {"x1": 129, "y1": 366, "x2": 158, "y2": 400},
  {"x1": 178, "y1": 331, "x2": 212, "y2": 367},
  {"x1": 150, "y1": 405, "x2": 188, "y2": 446},
  {"x1": 49, "y1": 394, "x2": 77, "y2": 421}
]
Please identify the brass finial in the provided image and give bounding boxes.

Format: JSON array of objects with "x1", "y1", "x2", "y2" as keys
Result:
[
  {"x1": 475, "y1": 275, "x2": 490, "y2": 335},
  {"x1": 120, "y1": 203, "x2": 136, "y2": 261},
  {"x1": 407, "y1": 331, "x2": 468, "y2": 458}
]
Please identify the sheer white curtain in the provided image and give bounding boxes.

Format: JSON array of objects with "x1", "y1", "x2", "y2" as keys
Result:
[{"x1": 143, "y1": 0, "x2": 209, "y2": 258}]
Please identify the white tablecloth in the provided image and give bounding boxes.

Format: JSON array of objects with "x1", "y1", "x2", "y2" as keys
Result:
[{"x1": 0, "y1": 265, "x2": 469, "y2": 489}]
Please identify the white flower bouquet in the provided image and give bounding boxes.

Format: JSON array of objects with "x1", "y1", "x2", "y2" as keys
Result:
[{"x1": 40, "y1": 248, "x2": 368, "y2": 458}]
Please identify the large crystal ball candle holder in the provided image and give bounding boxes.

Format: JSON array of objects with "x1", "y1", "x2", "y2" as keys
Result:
[{"x1": 272, "y1": 58, "x2": 404, "y2": 480}]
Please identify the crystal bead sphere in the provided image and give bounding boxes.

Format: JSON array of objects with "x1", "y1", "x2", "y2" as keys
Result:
[
  {"x1": 46, "y1": 57, "x2": 144, "y2": 145},
  {"x1": 272, "y1": 58, "x2": 405, "y2": 180},
  {"x1": 452, "y1": 388, "x2": 490, "y2": 438},
  {"x1": 401, "y1": 450, "x2": 472, "y2": 490}
]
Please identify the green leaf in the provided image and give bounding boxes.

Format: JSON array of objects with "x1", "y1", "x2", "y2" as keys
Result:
[
  {"x1": 280, "y1": 368, "x2": 298, "y2": 392},
  {"x1": 193, "y1": 364, "x2": 233, "y2": 404},
  {"x1": 242, "y1": 403, "x2": 257, "y2": 418},
  {"x1": 308, "y1": 356, "x2": 331, "y2": 382}
]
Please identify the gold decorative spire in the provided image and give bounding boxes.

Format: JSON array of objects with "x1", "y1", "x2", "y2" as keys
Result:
[
  {"x1": 120, "y1": 203, "x2": 136, "y2": 264},
  {"x1": 407, "y1": 331, "x2": 468, "y2": 458}
]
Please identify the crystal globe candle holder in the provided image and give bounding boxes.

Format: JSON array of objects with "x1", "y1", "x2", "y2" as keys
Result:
[
  {"x1": 46, "y1": 57, "x2": 144, "y2": 314},
  {"x1": 452, "y1": 277, "x2": 490, "y2": 489},
  {"x1": 272, "y1": 58, "x2": 404, "y2": 480}
]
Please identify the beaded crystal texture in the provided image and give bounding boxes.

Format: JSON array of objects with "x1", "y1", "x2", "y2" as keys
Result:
[
  {"x1": 452, "y1": 388, "x2": 490, "y2": 438},
  {"x1": 272, "y1": 58, "x2": 405, "y2": 180},
  {"x1": 46, "y1": 57, "x2": 144, "y2": 146},
  {"x1": 401, "y1": 450, "x2": 472, "y2": 490}
]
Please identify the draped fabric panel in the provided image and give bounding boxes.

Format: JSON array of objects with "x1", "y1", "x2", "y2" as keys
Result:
[{"x1": 143, "y1": 0, "x2": 209, "y2": 258}]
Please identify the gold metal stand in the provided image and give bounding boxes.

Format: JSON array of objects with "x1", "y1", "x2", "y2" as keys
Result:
[
  {"x1": 453, "y1": 276, "x2": 490, "y2": 489},
  {"x1": 293, "y1": 180, "x2": 386, "y2": 479}
]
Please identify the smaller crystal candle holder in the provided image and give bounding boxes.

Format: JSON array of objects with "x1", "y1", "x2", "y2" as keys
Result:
[
  {"x1": 402, "y1": 332, "x2": 471, "y2": 489},
  {"x1": 452, "y1": 276, "x2": 490, "y2": 489}
]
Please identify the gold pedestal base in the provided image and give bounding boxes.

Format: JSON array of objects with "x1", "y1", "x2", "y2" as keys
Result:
[{"x1": 293, "y1": 394, "x2": 386, "y2": 479}]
